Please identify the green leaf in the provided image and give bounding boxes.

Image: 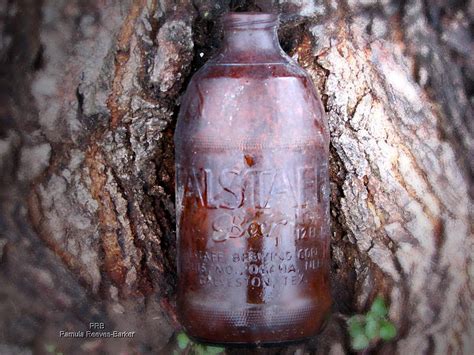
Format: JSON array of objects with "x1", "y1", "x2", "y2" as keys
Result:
[
  {"x1": 194, "y1": 344, "x2": 206, "y2": 355},
  {"x1": 192, "y1": 344, "x2": 224, "y2": 355},
  {"x1": 352, "y1": 333, "x2": 370, "y2": 350},
  {"x1": 379, "y1": 320, "x2": 397, "y2": 341},
  {"x1": 204, "y1": 346, "x2": 225, "y2": 354},
  {"x1": 347, "y1": 316, "x2": 365, "y2": 338},
  {"x1": 177, "y1": 332, "x2": 190, "y2": 350},
  {"x1": 366, "y1": 311, "x2": 379, "y2": 323},
  {"x1": 44, "y1": 344, "x2": 56, "y2": 353},
  {"x1": 365, "y1": 318, "x2": 379, "y2": 340},
  {"x1": 370, "y1": 297, "x2": 388, "y2": 318}
]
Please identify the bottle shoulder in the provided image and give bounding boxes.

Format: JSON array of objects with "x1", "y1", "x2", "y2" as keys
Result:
[
  {"x1": 178, "y1": 54, "x2": 325, "y2": 121},
  {"x1": 176, "y1": 61, "x2": 328, "y2": 152},
  {"x1": 190, "y1": 55, "x2": 310, "y2": 82}
]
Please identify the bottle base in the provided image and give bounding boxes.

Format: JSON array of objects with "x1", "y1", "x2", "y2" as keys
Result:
[
  {"x1": 179, "y1": 300, "x2": 327, "y2": 344},
  {"x1": 178, "y1": 295, "x2": 333, "y2": 345}
]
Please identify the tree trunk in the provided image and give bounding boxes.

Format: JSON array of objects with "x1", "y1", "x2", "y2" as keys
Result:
[{"x1": 0, "y1": 0, "x2": 472, "y2": 354}]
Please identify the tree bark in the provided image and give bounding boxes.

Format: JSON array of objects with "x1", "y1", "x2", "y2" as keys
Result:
[{"x1": 0, "y1": 0, "x2": 472, "y2": 354}]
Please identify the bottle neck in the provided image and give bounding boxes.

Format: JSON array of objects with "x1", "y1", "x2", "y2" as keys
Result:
[
  {"x1": 223, "y1": 27, "x2": 280, "y2": 53},
  {"x1": 218, "y1": 12, "x2": 283, "y2": 63}
]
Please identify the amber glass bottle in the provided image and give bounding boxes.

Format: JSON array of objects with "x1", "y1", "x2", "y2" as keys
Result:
[{"x1": 174, "y1": 12, "x2": 331, "y2": 345}]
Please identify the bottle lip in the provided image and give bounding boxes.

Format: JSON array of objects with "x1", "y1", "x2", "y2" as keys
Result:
[{"x1": 223, "y1": 12, "x2": 279, "y2": 30}]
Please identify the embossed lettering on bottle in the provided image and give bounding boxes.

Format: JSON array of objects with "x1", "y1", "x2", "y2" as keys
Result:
[{"x1": 174, "y1": 12, "x2": 331, "y2": 345}]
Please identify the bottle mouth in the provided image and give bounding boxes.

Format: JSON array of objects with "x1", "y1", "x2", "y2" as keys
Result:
[{"x1": 223, "y1": 12, "x2": 279, "y2": 30}]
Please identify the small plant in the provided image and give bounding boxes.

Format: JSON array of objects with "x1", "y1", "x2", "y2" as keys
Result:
[
  {"x1": 44, "y1": 344, "x2": 63, "y2": 355},
  {"x1": 347, "y1": 296, "x2": 397, "y2": 351},
  {"x1": 175, "y1": 332, "x2": 225, "y2": 355}
]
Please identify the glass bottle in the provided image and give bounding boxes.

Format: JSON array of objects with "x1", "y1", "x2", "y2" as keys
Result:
[{"x1": 174, "y1": 12, "x2": 331, "y2": 345}]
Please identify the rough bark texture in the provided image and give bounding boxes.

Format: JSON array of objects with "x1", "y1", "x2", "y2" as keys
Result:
[{"x1": 0, "y1": 0, "x2": 472, "y2": 354}]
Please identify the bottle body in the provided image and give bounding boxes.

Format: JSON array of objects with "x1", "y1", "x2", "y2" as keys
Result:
[{"x1": 174, "y1": 13, "x2": 331, "y2": 345}]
